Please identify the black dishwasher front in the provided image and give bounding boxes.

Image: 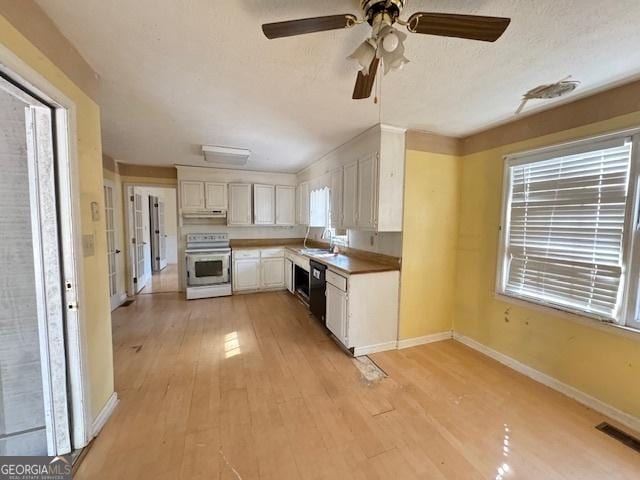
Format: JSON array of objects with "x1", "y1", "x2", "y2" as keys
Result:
[{"x1": 309, "y1": 260, "x2": 327, "y2": 324}]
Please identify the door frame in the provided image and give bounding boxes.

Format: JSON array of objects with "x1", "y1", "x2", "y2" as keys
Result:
[
  {"x1": 0, "y1": 45, "x2": 91, "y2": 451},
  {"x1": 124, "y1": 183, "x2": 177, "y2": 296}
]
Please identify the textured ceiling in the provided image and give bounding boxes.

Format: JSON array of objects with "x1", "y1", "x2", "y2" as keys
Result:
[{"x1": 36, "y1": 0, "x2": 640, "y2": 172}]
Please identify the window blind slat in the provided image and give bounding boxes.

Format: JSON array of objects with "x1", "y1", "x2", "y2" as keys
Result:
[{"x1": 502, "y1": 142, "x2": 632, "y2": 319}]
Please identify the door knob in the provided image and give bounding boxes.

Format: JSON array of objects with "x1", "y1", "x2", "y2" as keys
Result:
[{"x1": 115, "y1": 249, "x2": 121, "y2": 254}]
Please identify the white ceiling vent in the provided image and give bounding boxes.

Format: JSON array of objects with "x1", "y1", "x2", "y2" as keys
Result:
[{"x1": 202, "y1": 145, "x2": 251, "y2": 166}]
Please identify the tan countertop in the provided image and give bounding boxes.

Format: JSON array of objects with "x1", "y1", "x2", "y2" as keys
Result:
[
  {"x1": 286, "y1": 246, "x2": 399, "y2": 275},
  {"x1": 231, "y1": 241, "x2": 399, "y2": 275}
]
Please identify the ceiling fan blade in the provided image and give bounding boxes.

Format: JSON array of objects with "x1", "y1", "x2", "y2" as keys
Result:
[
  {"x1": 262, "y1": 14, "x2": 358, "y2": 39},
  {"x1": 353, "y1": 57, "x2": 380, "y2": 100},
  {"x1": 407, "y1": 12, "x2": 511, "y2": 42}
]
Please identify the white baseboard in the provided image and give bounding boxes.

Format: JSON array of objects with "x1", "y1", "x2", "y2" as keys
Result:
[
  {"x1": 91, "y1": 392, "x2": 119, "y2": 438},
  {"x1": 397, "y1": 331, "x2": 453, "y2": 349},
  {"x1": 453, "y1": 332, "x2": 640, "y2": 434},
  {"x1": 353, "y1": 341, "x2": 398, "y2": 357}
]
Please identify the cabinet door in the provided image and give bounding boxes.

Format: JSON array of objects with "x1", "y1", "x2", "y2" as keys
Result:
[
  {"x1": 326, "y1": 283, "x2": 347, "y2": 346},
  {"x1": 233, "y1": 258, "x2": 260, "y2": 291},
  {"x1": 261, "y1": 257, "x2": 285, "y2": 289},
  {"x1": 254, "y1": 184, "x2": 275, "y2": 225},
  {"x1": 181, "y1": 181, "x2": 205, "y2": 211},
  {"x1": 205, "y1": 182, "x2": 227, "y2": 210},
  {"x1": 357, "y1": 153, "x2": 377, "y2": 230},
  {"x1": 228, "y1": 184, "x2": 252, "y2": 225},
  {"x1": 285, "y1": 259, "x2": 293, "y2": 293},
  {"x1": 342, "y1": 161, "x2": 358, "y2": 228},
  {"x1": 330, "y1": 168, "x2": 343, "y2": 229},
  {"x1": 297, "y1": 182, "x2": 310, "y2": 225},
  {"x1": 276, "y1": 185, "x2": 296, "y2": 225}
]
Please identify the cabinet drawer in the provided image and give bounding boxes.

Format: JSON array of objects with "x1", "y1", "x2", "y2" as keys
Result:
[
  {"x1": 233, "y1": 249, "x2": 260, "y2": 260},
  {"x1": 261, "y1": 248, "x2": 284, "y2": 258},
  {"x1": 326, "y1": 270, "x2": 347, "y2": 291}
]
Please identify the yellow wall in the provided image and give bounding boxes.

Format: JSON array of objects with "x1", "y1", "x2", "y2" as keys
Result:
[
  {"x1": 1, "y1": 15, "x2": 114, "y2": 419},
  {"x1": 455, "y1": 111, "x2": 640, "y2": 420},
  {"x1": 399, "y1": 150, "x2": 460, "y2": 339}
]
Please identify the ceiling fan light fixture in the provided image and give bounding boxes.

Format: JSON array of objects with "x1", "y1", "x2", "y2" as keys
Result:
[{"x1": 348, "y1": 39, "x2": 377, "y2": 75}]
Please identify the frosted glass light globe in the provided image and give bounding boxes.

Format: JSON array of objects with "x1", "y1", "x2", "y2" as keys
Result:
[{"x1": 382, "y1": 32, "x2": 399, "y2": 52}]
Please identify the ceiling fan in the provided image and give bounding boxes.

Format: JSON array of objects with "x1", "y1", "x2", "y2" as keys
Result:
[{"x1": 262, "y1": 0, "x2": 511, "y2": 100}]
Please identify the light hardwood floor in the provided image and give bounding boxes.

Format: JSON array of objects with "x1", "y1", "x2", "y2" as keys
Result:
[
  {"x1": 140, "y1": 263, "x2": 179, "y2": 294},
  {"x1": 75, "y1": 291, "x2": 640, "y2": 479}
]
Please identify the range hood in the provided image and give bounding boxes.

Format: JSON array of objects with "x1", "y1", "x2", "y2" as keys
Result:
[{"x1": 182, "y1": 209, "x2": 227, "y2": 219}]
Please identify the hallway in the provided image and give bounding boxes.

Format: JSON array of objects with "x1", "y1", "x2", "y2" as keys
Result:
[
  {"x1": 140, "y1": 264, "x2": 179, "y2": 294},
  {"x1": 74, "y1": 291, "x2": 640, "y2": 479}
]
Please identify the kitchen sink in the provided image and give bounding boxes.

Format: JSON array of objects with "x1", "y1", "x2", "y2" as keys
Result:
[{"x1": 301, "y1": 248, "x2": 335, "y2": 257}]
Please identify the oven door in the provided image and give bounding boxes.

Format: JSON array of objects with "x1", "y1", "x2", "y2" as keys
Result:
[{"x1": 187, "y1": 253, "x2": 229, "y2": 286}]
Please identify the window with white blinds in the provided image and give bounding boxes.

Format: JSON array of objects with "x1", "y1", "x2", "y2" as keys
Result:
[{"x1": 498, "y1": 136, "x2": 634, "y2": 321}]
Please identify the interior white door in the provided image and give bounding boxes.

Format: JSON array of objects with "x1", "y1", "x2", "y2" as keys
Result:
[
  {"x1": 134, "y1": 193, "x2": 147, "y2": 292},
  {"x1": 149, "y1": 195, "x2": 160, "y2": 272},
  {"x1": 0, "y1": 81, "x2": 71, "y2": 456},
  {"x1": 233, "y1": 258, "x2": 260, "y2": 291},
  {"x1": 326, "y1": 283, "x2": 347, "y2": 346},
  {"x1": 357, "y1": 153, "x2": 377, "y2": 230},
  {"x1": 228, "y1": 183, "x2": 252, "y2": 225},
  {"x1": 254, "y1": 184, "x2": 275, "y2": 225},
  {"x1": 104, "y1": 182, "x2": 120, "y2": 309},
  {"x1": 158, "y1": 200, "x2": 167, "y2": 269},
  {"x1": 180, "y1": 180, "x2": 205, "y2": 211},
  {"x1": 261, "y1": 258, "x2": 285, "y2": 288},
  {"x1": 276, "y1": 185, "x2": 296, "y2": 225},
  {"x1": 342, "y1": 161, "x2": 358, "y2": 228},
  {"x1": 330, "y1": 168, "x2": 343, "y2": 229}
]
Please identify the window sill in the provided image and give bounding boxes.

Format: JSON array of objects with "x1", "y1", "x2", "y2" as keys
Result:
[{"x1": 493, "y1": 292, "x2": 640, "y2": 342}]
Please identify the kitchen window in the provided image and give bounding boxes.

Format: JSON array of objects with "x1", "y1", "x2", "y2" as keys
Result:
[{"x1": 496, "y1": 130, "x2": 640, "y2": 331}]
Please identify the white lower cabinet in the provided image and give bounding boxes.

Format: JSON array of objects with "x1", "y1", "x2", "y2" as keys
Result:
[
  {"x1": 233, "y1": 257, "x2": 260, "y2": 291},
  {"x1": 326, "y1": 283, "x2": 348, "y2": 346},
  {"x1": 285, "y1": 258, "x2": 293, "y2": 293},
  {"x1": 324, "y1": 269, "x2": 400, "y2": 355},
  {"x1": 261, "y1": 257, "x2": 285, "y2": 289},
  {"x1": 233, "y1": 248, "x2": 285, "y2": 292}
]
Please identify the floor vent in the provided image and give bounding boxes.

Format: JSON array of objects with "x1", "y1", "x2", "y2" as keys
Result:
[
  {"x1": 596, "y1": 422, "x2": 640, "y2": 453},
  {"x1": 121, "y1": 299, "x2": 135, "y2": 307}
]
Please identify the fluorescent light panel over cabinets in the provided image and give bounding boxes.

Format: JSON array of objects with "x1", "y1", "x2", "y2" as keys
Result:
[{"x1": 202, "y1": 145, "x2": 251, "y2": 166}]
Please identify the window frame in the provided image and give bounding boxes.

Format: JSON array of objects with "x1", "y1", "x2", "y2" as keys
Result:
[{"x1": 496, "y1": 127, "x2": 640, "y2": 331}]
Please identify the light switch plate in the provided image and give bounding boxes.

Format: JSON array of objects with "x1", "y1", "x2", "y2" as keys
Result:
[
  {"x1": 82, "y1": 234, "x2": 95, "y2": 257},
  {"x1": 91, "y1": 201, "x2": 100, "y2": 221}
]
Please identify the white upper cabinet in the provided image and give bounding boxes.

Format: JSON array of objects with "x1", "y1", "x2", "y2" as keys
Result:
[
  {"x1": 342, "y1": 161, "x2": 358, "y2": 228},
  {"x1": 205, "y1": 182, "x2": 227, "y2": 210},
  {"x1": 228, "y1": 183, "x2": 252, "y2": 225},
  {"x1": 357, "y1": 153, "x2": 377, "y2": 230},
  {"x1": 254, "y1": 184, "x2": 275, "y2": 225},
  {"x1": 275, "y1": 185, "x2": 296, "y2": 226},
  {"x1": 181, "y1": 181, "x2": 206, "y2": 211},
  {"x1": 297, "y1": 182, "x2": 310, "y2": 225},
  {"x1": 330, "y1": 169, "x2": 342, "y2": 229}
]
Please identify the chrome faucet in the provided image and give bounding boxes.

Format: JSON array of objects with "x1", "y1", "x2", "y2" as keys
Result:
[{"x1": 321, "y1": 228, "x2": 335, "y2": 253}]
